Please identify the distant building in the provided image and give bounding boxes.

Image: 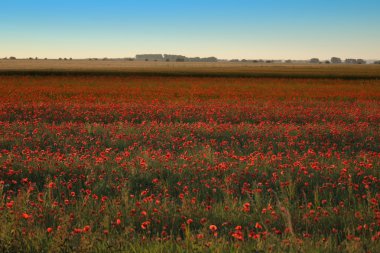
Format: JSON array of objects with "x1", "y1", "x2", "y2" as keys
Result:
[
  {"x1": 136, "y1": 54, "x2": 164, "y2": 61},
  {"x1": 331, "y1": 57, "x2": 342, "y2": 64},
  {"x1": 135, "y1": 54, "x2": 218, "y2": 62}
]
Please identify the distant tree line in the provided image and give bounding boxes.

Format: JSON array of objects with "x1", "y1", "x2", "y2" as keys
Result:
[
  {"x1": 2, "y1": 56, "x2": 380, "y2": 64},
  {"x1": 309, "y1": 57, "x2": 367, "y2": 64}
]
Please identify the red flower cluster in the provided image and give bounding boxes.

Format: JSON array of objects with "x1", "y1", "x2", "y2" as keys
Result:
[{"x1": 0, "y1": 75, "x2": 379, "y2": 250}]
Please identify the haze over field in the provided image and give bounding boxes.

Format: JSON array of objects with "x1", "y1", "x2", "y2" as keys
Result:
[{"x1": 1, "y1": 0, "x2": 380, "y2": 60}]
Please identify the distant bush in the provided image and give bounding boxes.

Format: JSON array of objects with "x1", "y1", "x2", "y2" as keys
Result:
[
  {"x1": 310, "y1": 58, "x2": 320, "y2": 64},
  {"x1": 356, "y1": 59, "x2": 366, "y2": 64},
  {"x1": 331, "y1": 57, "x2": 342, "y2": 64}
]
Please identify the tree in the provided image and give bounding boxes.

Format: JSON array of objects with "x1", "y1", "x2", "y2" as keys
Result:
[
  {"x1": 356, "y1": 59, "x2": 366, "y2": 64},
  {"x1": 9, "y1": 56, "x2": 16, "y2": 60},
  {"x1": 331, "y1": 57, "x2": 342, "y2": 64},
  {"x1": 310, "y1": 58, "x2": 320, "y2": 64},
  {"x1": 345, "y1": 59, "x2": 357, "y2": 64}
]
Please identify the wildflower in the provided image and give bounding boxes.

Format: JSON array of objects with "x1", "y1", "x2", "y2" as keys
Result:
[
  {"x1": 243, "y1": 202, "x2": 250, "y2": 212},
  {"x1": 249, "y1": 231, "x2": 261, "y2": 239},
  {"x1": 209, "y1": 225, "x2": 217, "y2": 232},
  {"x1": 6, "y1": 201, "x2": 14, "y2": 209},
  {"x1": 74, "y1": 228, "x2": 83, "y2": 234},
  {"x1": 232, "y1": 231, "x2": 244, "y2": 241},
  {"x1": 141, "y1": 221, "x2": 150, "y2": 230},
  {"x1": 22, "y1": 213, "x2": 31, "y2": 219}
]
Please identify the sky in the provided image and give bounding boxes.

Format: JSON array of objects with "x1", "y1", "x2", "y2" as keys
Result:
[{"x1": 1, "y1": 0, "x2": 380, "y2": 60}]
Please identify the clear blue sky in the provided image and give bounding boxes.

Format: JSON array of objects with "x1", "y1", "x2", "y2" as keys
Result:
[{"x1": 1, "y1": 0, "x2": 379, "y2": 59}]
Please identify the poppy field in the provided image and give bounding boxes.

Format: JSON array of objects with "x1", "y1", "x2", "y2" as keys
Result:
[{"x1": 0, "y1": 75, "x2": 379, "y2": 252}]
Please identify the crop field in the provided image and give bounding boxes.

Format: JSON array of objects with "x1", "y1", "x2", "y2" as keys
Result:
[
  {"x1": 0, "y1": 75, "x2": 379, "y2": 252},
  {"x1": 2, "y1": 60, "x2": 380, "y2": 79}
]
